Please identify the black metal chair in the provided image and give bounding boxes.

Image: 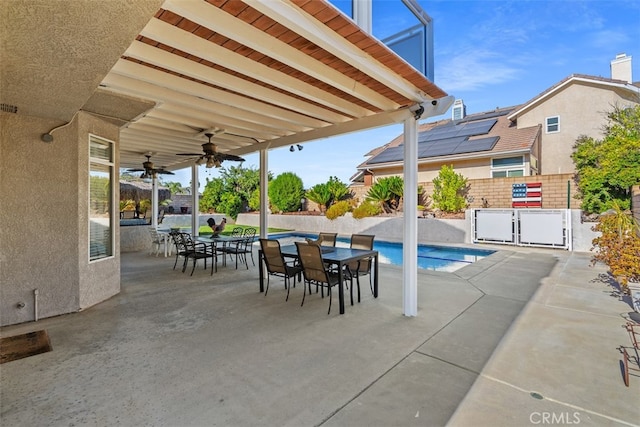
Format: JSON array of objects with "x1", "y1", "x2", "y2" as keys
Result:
[
  {"x1": 171, "y1": 231, "x2": 191, "y2": 270},
  {"x1": 295, "y1": 241, "x2": 346, "y2": 314},
  {"x1": 240, "y1": 228, "x2": 257, "y2": 266},
  {"x1": 219, "y1": 226, "x2": 244, "y2": 266},
  {"x1": 181, "y1": 233, "x2": 214, "y2": 276},
  {"x1": 220, "y1": 228, "x2": 256, "y2": 269},
  {"x1": 260, "y1": 239, "x2": 302, "y2": 301},
  {"x1": 344, "y1": 234, "x2": 375, "y2": 305}
]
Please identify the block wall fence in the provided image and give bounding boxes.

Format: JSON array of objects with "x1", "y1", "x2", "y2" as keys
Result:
[{"x1": 347, "y1": 173, "x2": 579, "y2": 210}]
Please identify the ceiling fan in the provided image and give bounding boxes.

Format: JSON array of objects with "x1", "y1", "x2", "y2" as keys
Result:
[
  {"x1": 126, "y1": 154, "x2": 175, "y2": 179},
  {"x1": 176, "y1": 132, "x2": 245, "y2": 168}
]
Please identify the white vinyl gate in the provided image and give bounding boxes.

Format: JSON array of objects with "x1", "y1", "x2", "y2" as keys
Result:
[{"x1": 472, "y1": 209, "x2": 572, "y2": 250}]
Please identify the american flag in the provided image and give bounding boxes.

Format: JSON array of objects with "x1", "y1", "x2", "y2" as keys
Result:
[{"x1": 512, "y1": 182, "x2": 542, "y2": 208}]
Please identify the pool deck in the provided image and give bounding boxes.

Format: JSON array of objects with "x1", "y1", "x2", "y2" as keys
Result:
[{"x1": 1, "y1": 246, "x2": 638, "y2": 426}]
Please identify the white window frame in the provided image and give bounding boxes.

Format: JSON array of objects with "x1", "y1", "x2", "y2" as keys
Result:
[
  {"x1": 491, "y1": 155, "x2": 525, "y2": 178},
  {"x1": 545, "y1": 116, "x2": 560, "y2": 133},
  {"x1": 89, "y1": 135, "x2": 115, "y2": 262}
]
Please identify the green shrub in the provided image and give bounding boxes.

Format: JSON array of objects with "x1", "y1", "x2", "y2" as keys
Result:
[
  {"x1": 352, "y1": 201, "x2": 381, "y2": 219},
  {"x1": 119, "y1": 199, "x2": 136, "y2": 211},
  {"x1": 366, "y1": 176, "x2": 403, "y2": 213},
  {"x1": 572, "y1": 105, "x2": 640, "y2": 214},
  {"x1": 306, "y1": 176, "x2": 352, "y2": 211},
  {"x1": 268, "y1": 172, "x2": 305, "y2": 213},
  {"x1": 326, "y1": 176, "x2": 351, "y2": 207},
  {"x1": 325, "y1": 200, "x2": 351, "y2": 220},
  {"x1": 591, "y1": 202, "x2": 640, "y2": 292},
  {"x1": 432, "y1": 165, "x2": 469, "y2": 213},
  {"x1": 139, "y1": 199, "x2": 151, "y2": 213},
  {"x1": 248, "y1": 187, "x2": 261, "y2": 211}
]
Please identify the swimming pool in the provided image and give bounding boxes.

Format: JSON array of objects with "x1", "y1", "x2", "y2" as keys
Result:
[{"x1": 269, "y1": 233, "x2": 494, "y2": 272}]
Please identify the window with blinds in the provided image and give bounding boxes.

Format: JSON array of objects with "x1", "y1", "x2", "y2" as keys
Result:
[{"x1": 89, "y1": 135, "x2": 114, "y2": 261}]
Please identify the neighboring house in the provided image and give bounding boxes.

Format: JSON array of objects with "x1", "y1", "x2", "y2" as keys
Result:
[
  {"x1": 352, "y1": 53, "x2": 640, "y2": 185},
  {"x1": 351, "y1": 106, "x2": 541, "y2": 185}
]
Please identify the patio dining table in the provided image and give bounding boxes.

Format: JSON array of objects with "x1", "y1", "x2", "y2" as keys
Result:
[
  {"x1": 196, "y1": 235, "x2": 246, "y2": 272},
  {"x1": 258, "y1": 244, "x2": 379, "y2": 314}
]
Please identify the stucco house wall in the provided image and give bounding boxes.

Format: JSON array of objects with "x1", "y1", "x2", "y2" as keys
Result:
[
  {"x1": 372, "y1": 156, "x2": 535, "y2": 183},
  {"x1": 515, "y1": 81, "x2": 639, "y2": 175},
  {"x1": 0, "y1": 111, "x2": 121, "y2": 326}
]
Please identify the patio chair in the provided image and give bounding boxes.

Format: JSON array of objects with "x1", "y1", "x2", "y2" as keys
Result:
[
  {"x1": 225, "y1": 227, "x2": 257, "y2": 269},
  {"x1": 621, "y1": 322, "x2": 640, "y2": 386},
  {"x1": 295, "y1": 241, "x2": 346, "y2": 314},
  {"x1": 220, "y1": 227, "x2": 245, "y2": 267},
  {"x1": 306, "y1": 232, "x2": 337, "y2": 247},
  {"x1": 171, "y1": 231, "x2": 191, "y2": 270},
  {"x1": 344, "y1": 234, "x2": 375, "y2": 304},
  {"x1": 149, "y1": 228, "x2": 167, "y2": 257},
  {"x1": 181, "y1": 233, "x2": 215, "y2": 276},
  {"x1": 240, "y1": 228, "x2": 257, "y2": 266},
  {"x1": 260, "y1": 239, "x2": 302, "y2": 301}
]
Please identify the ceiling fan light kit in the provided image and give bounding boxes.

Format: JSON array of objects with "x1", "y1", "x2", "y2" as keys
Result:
[
  {"x1": 126, "y1": 154, "x2": 175, "y2": 178},
  {"x1": 176, "y1": 132, "x2": 245, "y2": 168}
]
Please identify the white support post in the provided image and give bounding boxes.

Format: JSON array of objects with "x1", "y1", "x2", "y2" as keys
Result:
[
  {"x1": 191, "y1": 164, "x2": 199, "y2": 236},
  {"x1": 259, "y1": 149, "x2": 268, "y2": 239},
  {"x1": 151, "y1": 176, "x2": 158, "y2": 229},
  {"x1": 403, "y1": 116, "x2": 419, "y2": 316}
]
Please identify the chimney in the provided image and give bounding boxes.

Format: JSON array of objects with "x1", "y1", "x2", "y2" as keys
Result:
[
  {"x1": 452, "y1": 99, "x2": 466, "y2": 121},
  {"x1": 611, "y1": 53, "x2": 632, "y2": 83}
]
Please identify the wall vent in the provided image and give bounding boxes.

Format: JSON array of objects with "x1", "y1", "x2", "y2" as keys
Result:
[{"x1": 1, "y1": 103, "x2": 18, "y2": 114}]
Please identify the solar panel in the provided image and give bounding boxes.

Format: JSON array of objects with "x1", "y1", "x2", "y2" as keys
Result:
[
  {"x1": 451, "y1": 136, "x2": 499, "y2": 154},
  {"x1": 370, "y1": 118, "x2": 500, "y2": 165},
  {"x1": 455, "y1": 119, "x2": 497, "y2": 138},
  {"x1": 367, "y1": 146, "x2": 404, "y2": 164},
  {"x1": 418, "y1": 136, "x2": 466, "y2": 158},
  {"x1": 419, "y1": 119, "x2": 496, "y2": 143}
]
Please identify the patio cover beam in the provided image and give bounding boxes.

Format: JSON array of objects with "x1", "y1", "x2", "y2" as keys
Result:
[
  {"x1": 161, "y1": 0, "x2": 399, "y2": 111},
  {"x1": 246, "y1": 0, "x2": 425, "y2": 102}
]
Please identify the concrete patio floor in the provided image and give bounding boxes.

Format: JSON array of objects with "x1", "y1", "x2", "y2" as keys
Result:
[{"x1": 1, "y1": 246, "x2": 638, "y2": 426}]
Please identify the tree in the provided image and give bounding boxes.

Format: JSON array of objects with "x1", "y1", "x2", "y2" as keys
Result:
[
  {"x1": 199, "y1": 165, "x2": 266, "y2": 219},
  {"x1": 248, "y1": 188, "x2": 261, "y2": 212},
  {"x1": 326, "y1": 176, "x2": 351, "y2": 207},
  {"x1": 163, "y1": 181, "x2": 190, "y2": 195},
  {"x1": 269, "y1": 172, "x2": 305, "y2": 213},
  {"x1": 305, "y1": 183, "x2": 332, "y2": 212},
  {"x1": 305, "y1": 176, "x2": 351, "y2": 212},
  {"x1": 431, "y1": 165, "x2": 468, "y2": 213},
  {"x1": 572, "y1": 105, "x2": 640, "y2": 214}
]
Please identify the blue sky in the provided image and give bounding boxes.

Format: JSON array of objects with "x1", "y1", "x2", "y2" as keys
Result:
[{"x1": 167, "y1": 0, "x2": 640, "y2": 191}]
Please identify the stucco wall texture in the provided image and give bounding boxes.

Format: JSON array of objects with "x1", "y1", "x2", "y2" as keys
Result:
[
  {"x1": 517, "y1": 82, "x2": 638, "y2": 175},
  {"x1": 1, "y1": 111, "x2": 120, "y2": 326}
]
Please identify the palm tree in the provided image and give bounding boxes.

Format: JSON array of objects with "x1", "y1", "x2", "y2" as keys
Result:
[{"x1": 306, "y1": 183, "x2": 331, "y2": 212}]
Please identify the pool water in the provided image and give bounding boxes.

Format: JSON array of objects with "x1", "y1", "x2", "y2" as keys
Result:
[{"x1": 269, "y1": 233, "x2": 494, "y2": 272}]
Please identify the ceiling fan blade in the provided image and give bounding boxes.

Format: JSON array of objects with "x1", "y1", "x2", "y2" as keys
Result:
[
  {"x1": 126, "y1": 168, "x2": 145, "y2": 172},
  {"x1": 154, "y1": 169, "x2": 175, "y2": 175},
  {"x1": 219, "y1": 153, "x2": 246, "y2": 162}
]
